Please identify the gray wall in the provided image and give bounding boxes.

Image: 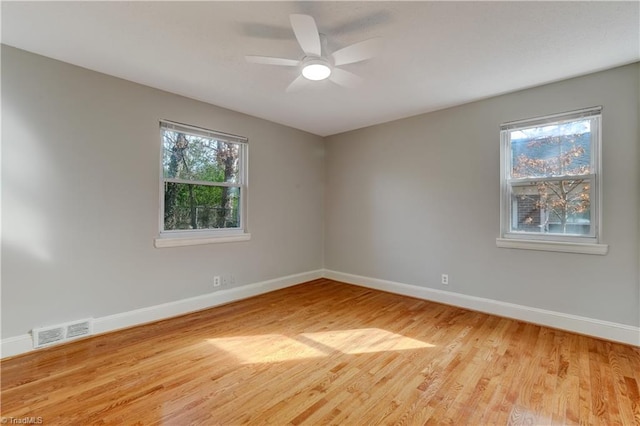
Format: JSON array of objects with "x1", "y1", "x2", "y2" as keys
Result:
[
  {"x1": 2, "y1": 46, "x2": 325, "y2": 338},
  {"x1": 2, "y1": 45, "x2": 638, "y2": 341},
  {"x1": 325, "y1": 63, "x2": 639, "y2": 327}
]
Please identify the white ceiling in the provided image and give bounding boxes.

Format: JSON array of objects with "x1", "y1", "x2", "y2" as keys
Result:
[{"x1": 2, "y1": 1, "x2": 639, "y2": 137}]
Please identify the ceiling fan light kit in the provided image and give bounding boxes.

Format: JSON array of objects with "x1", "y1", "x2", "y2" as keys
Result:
[
  {"x1": 246, "y1": 13, "x2": 378, "y2": 90},
  {"x1": 301, "y1": 57, "x2": 332, "y2": 81}
]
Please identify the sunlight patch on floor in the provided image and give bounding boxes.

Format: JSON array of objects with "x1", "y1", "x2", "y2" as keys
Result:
[
  {"x1": 301, "y1": 328, "x2": 435, "y2": 354},
  {"x1": 207, "y1": 328, "x2": 434, "y2": 364}
]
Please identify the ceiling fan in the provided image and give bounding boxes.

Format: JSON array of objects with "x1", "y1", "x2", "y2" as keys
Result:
[{"x1": 246, "y1": 14, "x2": 379, "y2": 92}]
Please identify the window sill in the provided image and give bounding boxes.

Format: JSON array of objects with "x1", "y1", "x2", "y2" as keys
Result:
[
  {"x1": 155, "y1": 233, "x2": 251, "y2": 248},
  {"x1": 496, "y1": 238, "x2": 608, "y2": 255}
]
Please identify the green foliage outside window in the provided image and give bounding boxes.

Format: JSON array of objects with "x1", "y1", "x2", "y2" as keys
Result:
[{"x1": 162, "y1": 128, "x2": 243, "y2": 231}]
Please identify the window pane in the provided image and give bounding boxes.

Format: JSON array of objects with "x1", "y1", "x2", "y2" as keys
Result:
[
  {"x1": 162, "y1": 130, "x2": 240, "y2": 183},
  {"x1": 164, "y1": 183, "x2": 240, "y2": 230},
  {"x1": 510, "y1": 119, "x2": 591, "y2": 179},
  {"x1": 510, "y1": 179, "x2": 591, "y2": 235}
]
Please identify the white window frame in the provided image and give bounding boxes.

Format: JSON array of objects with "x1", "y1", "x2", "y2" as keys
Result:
[
  {"x1": 496, "y1": 107, "x2": 608, "y2": 255},
  {"x1": 154, "y1": 120, "x2": 250, "y2": 248}
]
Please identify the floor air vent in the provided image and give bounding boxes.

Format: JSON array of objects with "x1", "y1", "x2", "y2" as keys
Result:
[{"x1": 32, "y1": 318, "x2": 94, "y2": 349}]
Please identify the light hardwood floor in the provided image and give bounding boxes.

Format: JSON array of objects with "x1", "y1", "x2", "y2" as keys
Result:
[{"x1": 2, "y1": 279, "x2": 639, "y2": 425}]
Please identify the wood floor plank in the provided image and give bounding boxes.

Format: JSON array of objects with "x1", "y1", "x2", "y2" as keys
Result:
[{"x1": 2, "y1": 279, "x2": 639, "y2": 425}]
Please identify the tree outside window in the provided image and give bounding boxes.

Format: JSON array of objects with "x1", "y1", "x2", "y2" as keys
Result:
[
  {"x1": 500, "y1": 108, "x2": 601, "y2": 243},
  {"x1": 160, "y1": 121, "x2": 247, "y2": 233}
]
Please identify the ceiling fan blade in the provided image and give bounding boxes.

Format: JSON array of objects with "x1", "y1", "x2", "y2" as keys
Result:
[
  {"x1": 245, "y1": 56, "x2": 300, "y2": 66},
  {"x1": 290, "y1": 14, "x2": 322, "y2": 57},
  {"x1": 329, "y1": 68, "x2": 363, "y2": 88},
  {"x1": 331, "y1": 38, "x2": 380, "y2": 66},
  {"x1": 285, "y1": 75, "x2": 309, "y2": 93}
]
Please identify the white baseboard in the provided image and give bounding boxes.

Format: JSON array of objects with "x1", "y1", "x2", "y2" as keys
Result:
[
  {"x1": 3, "y1": 268, "x2": 637, "y2": 358},
  {"x1": 323, "y1": 269, "x2": 640, "y2": 347},
  {"x1": 0, "y1": 335, "x2": 34, "y2": 359},
  {"x1": 1, "y1": 269, "x2": 323, "y2": 359}
]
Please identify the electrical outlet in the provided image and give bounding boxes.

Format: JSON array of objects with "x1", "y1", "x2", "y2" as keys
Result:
[
  {"x1": 213, "y1": 276, "x2": 221, "y2": 287},
  {"x1": 441, "y1": 274, "x2": 449, "y2": 285}
]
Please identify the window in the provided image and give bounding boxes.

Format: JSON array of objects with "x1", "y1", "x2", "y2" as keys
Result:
[
  {"x1": 497, "y1": 107, "x2": 608, "y2": 255},
  {"x1": 155, "y1": 121, "x2": 249, "y2": 248}
]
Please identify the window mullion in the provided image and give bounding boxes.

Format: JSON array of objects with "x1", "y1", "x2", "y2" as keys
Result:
[
  {"x1": 163, "y1": 177, "x2": 242, "y2": 188},
  {"x1": 508, "y1": 174, "x2": 595, "y2": 186}
]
